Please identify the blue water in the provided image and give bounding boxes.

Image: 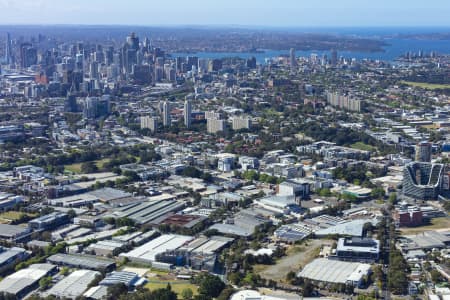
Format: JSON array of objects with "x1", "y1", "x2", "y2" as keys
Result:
[{"x1": 173, "y1": 38, "x2": 450, "y2": 63}]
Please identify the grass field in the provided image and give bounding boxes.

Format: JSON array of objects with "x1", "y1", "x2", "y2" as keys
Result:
[
  {"x1": 401, "y1": 81, "x2": 450, "y2": 90},
  {"x1": 400, "y1": 217, "x2": 450, "y2": 235},
  {"x1": 145, "y1": 281, "x2": 198, "y2": 298},
  {"x1": 255, "y1": 239, "x2": 327, "y2": 283},
  {"x1": 0, "y1": 211, "x2": 37, "y2": 224},
  {"x1": 64, "y1": 159, "x2": 110, "y2": 174},
  {"x1": 351, "y1": 142, "x2": 376, "y2": 152}
]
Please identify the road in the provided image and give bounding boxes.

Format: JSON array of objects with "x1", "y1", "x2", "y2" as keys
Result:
[{"x1": 380, "y1": 206, "x2": 391, "y2": 300}]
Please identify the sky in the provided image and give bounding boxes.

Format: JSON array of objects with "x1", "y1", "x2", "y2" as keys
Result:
[{"x1": 0, "y1": 0, "x2": 449, "y2": 27}]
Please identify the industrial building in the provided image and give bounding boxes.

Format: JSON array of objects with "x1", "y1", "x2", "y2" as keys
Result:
[
  {"x1": 112, "y1": 198, "x2": 184, "y2": 225},
  {"x1": 298, "y1": 258, "x2": 371, "y2": 288},
  {"x1": 0, "y1": 246, "x2": 30, "y2": 273},
  {"x1": 0, "y1": 224, "x2": 32, "y2": 242},
  {"x1": 120, "y1": 234, "x2": 193, "y2": 266},
  {"x1": 85, "y1": 240, "x2": 127, "y2": 257},
  {"x1": 99, "y1": 271, "x2": 147, "y2": 287},
  {"x1": 47, "y1": 253, "x2": 116, "y2": 272},
  {"x1": 336, "y1": 237, "x2": 380, "y2": 262},
  {"x1": 28, "y1": 212, "x2": 70, "y2": 230},
  {"x1": 0, "y1": 264, "x2": 56, "y2": 298},
  {"x1": 209, "y1": 210, "x2": 271, "y2": 237},
  {"x1": 45, "y1": 269, "x2": 101, "y2": 299}
]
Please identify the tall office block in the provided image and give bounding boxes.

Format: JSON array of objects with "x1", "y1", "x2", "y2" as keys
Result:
[
  {"x1": 162, "y1": 101, "x2": 171, "y2": 127},
  {"x1": 184, "y1": 99, "x2": 192, "y2": 128},
  {"x1": 415, "y1": 141, "x2": 432, "y2": 162}
]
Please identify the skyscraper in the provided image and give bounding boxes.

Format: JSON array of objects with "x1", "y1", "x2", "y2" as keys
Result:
[
  {"x1": 290, "y1": 48, "x2": 297, "y2": 68},
  {"x1": 331, "y1": 49, "x2": 338, "y2": 66},
  {"x1": 5, "y1": 33, "x2": 12, "y2": 65},
  {"x1": 184, "y1": 98, "x2": 192, "y2": 128},
  {"x1": 162, "y1": 101, "x2": 171, "y2": 127}
]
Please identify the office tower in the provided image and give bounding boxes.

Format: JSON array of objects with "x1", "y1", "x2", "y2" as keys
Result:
[
  {"x1": 162, "y1": 101, "x2": 171, "y2": 127},
  {"x1": 232, "y1": 116, "x2": 252, "y2": 130},
  {"x1": 290, "y1": 48, "x2": 297, "y2": 68},
  {"x1": 415, "y1": 141, "x2": 432, "y2": 162},
  {"x1": 126, "y1": 32, "x2": 139, "y2": 51},
  {"x1": 186, "y1": 56, "x2": 199, "y2": 71},
  {"x1": 140, "y1": 116, "x2": 158, "y2": 132},
  {"x1": 132, "y1": 65, "x2": 152, "y2": 84},
  {"x1": 184, "y1": 99, "x2": 192, "y2": 128},
  {"x1": 331, "y1": 49, "x2": 338, "y2": 66},
  {"x1": 121, "y1": 33, "x2": 139, "y2": 75},
  {"x1": 208, "y1": 59, "x2": 223, "y2": 72},
  {"x1": 5, "y1": 32, "x2": 12, "y2": 65},
  {"x1": 175, "y1": 57, "x2": 185, "y2": 73},
  {"x1": 89, "y1": 61, "x2": 99, "y2": 79},
  {"x1": 246, "y1": 57, "x2": 257, "y2": 69},
  {"x1": 403, "y1": 162, "x2": 443, "y2": 200},
  {"x1": 83, "y1": 97, "x2": 98, "y2": 119},
  {"x1": 64, "y1": 83, "x2": 78, "y2": 113},
  {"x1": 20, "y1": 43, "x2": 37, "y2": 68}
]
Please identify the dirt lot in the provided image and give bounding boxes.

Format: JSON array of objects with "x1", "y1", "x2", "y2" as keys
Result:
[{"x1": 255, "y1": 239, "x2": 331, "y2": 282}]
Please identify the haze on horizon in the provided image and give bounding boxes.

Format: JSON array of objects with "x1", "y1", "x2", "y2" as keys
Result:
[{"x1": 0, "y1": 0, "x2": 449, "y2": 28}]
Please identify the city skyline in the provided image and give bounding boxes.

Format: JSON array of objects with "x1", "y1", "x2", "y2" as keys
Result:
[{"x1": 0, "y1": 0, "x2": 449, "y2": 27}]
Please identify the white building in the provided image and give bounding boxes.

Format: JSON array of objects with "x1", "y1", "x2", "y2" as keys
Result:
[
  {"x1": 140, "y1": 116, "x2": 158, "y2": 132},
  {"x1": 232, "y1": 116, "x2": 252, "y2": 130},
  {"x1": 207, "y1": 118, "x2": 225, "y2": 134}
]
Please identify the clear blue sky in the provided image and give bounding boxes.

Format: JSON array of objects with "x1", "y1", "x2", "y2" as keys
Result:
[{"x1": 0, "y1": 0, "x2": 449, "y2": 27}]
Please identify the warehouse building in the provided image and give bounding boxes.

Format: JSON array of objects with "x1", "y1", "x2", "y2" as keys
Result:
[
  {"x1": 156, "y1": 235, "x2": 234, "y2": 271},
  {"x1": 29, "y1": 212, "x2": 70, "y2": 230},
  {"x1": 120, "y1": 234, "x2": 193, "y2": 265},
  {"x1": 85, "y1": 240, "x2": 126, "y2": 257},
  {"x1": 99, "y1": 271, "x2": 147, "y2": 287},
  {"x1": 112, "y1": 198, "x2": 184, "y2": 225},
  {"x1": 0, "y1": 246, "x2": 30, "y2": 274},
  {"x1": 298, "y1": 258, "x2": 371, "y2": 288},
  {"x1": 45, "y1": 269, "x2": 101, "y2": 299},
  {"x1": 0, "y1": 224, "x2": 32, "y2": 242},
  {"x1": 336, "y1": 237, "x2": 380, "y2": 262},
  {"x1": 0, "y1": 264, "x2": 56, "y2": 298},
  {"x1": 47, "y1": 253, "x2": 115, "y2": 272}
]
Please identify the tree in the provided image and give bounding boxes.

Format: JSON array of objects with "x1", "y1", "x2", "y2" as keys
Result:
[
  {"x1": 39, "y1": 276, "x2": 52, "y2": 290},
  {"x1": 181, "y1": 288, "x2": 194, "y2": 300},
  {"x1": 388, "y1": 192, "x2": 397, "y2": 205},
  {"x1": 302, "y1": 279, "x2": 314, "y2": 297},
  {"x1": 217, "y1": 287, "x2": 235, "y2": 300},
  {"x1": 198, "y1": 274, "x2": 225, "y2": 298},
  {"x1": 107, "y1": 283, "x2": 129, "y2": 300},
  {"x1": 430, "y1": 269, "x2": 443, "y2": 283},
  {"x1": 80, "y1": 161, "x2": 98, "y2": 174}
]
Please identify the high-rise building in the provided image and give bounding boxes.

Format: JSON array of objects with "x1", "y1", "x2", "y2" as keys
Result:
[
  {"x1": 331, "y1": 49, "x2": 338, "y2": 66},
  {"x1": 415, "y1": 141, "x2": 432, "y2": 162},
  {"x1": 64, "y1": 83, "x2": 78, "y2": 113},
  {"x1": 205, "y1": 111, "x2": 221, "y2": 120},
  {"x1": 140, "y1": 116, "x2": 158, "y2": 132},
  {"x1": 5, "y1": 32, "x2": 12, "y2": 65},
  {"x1": 290, "y1": 48, "x2": 297, "y2": 68},
  {"x1": 126, "y1": 32, "x2": 140, "y2": 51},
  {"x1": 20, "y1": 43, "x2": 37, "y2": 68},
  {"x1": 184, "y1": 99, "x2": 192, "y2": 128},
  {"x1": 207, "y1": 118, "x2": 225, "y2": 134},
  {"x1": 232, "y1": 116, "x2": 252, "y2": 130},
  {"x1": 89, "y1": 61, "x2": 99, "y2": 79},
  {"x1": 162, "y1": 101, "x2": 171, "y2": 127},
  {"x1": 246, "y1": 57, "x2": 257, "y2": 69}
]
